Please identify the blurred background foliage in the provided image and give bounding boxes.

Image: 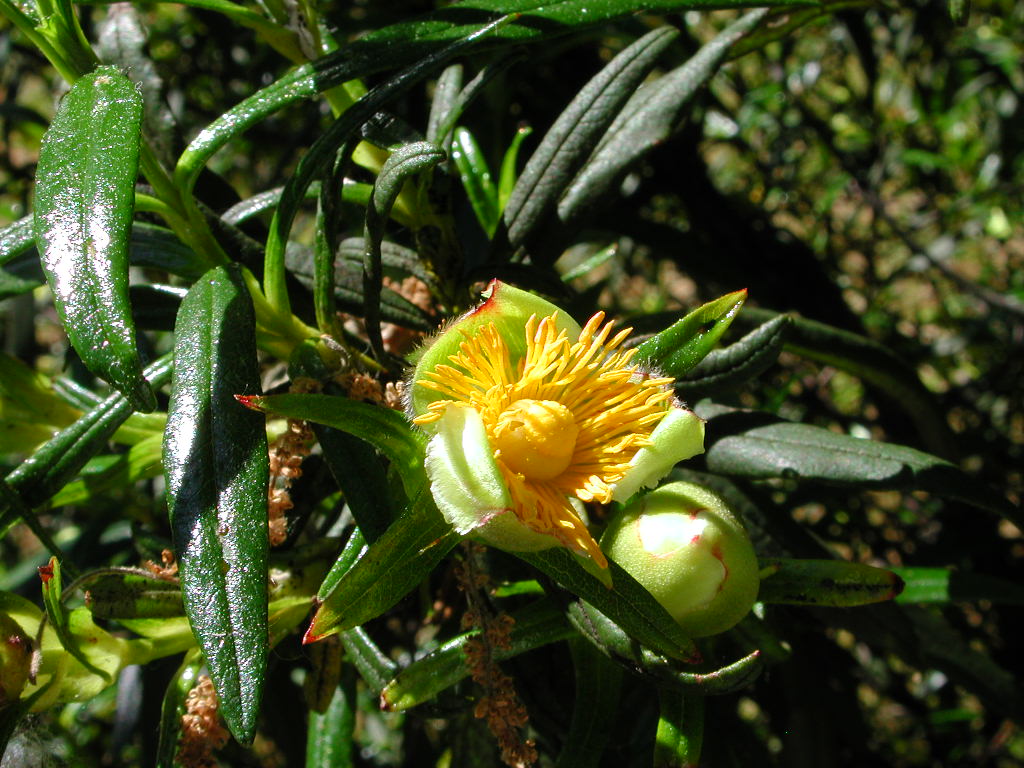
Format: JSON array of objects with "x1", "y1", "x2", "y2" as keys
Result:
[{"x1": 2, "y1": 0, "x2": 1023, "y2": 765}]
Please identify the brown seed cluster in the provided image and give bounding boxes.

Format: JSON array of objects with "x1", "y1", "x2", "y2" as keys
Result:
[
  {"x1": 177, "y1": 675, "x2": 229, "y2": 768},
  {"x1": 267, "y1": 416, "x2": 314, "y2": 547},
  {"x1": 455, "y1": 546, "x2": 537, "y2": 768}
]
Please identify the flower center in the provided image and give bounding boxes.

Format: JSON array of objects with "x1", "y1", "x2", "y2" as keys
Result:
[{"x1": 493, "y1": 399, "x2": 579, "y2": 481}]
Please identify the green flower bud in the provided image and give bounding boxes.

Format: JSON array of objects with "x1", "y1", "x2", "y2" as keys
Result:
[{"x1": 601, "y1": 481, "x2": 759, "y2": 637}]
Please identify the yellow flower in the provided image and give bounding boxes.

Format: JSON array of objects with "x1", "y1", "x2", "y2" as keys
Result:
[{"x1": 409, "y1": 281, "x2": 704, "y2": 569}]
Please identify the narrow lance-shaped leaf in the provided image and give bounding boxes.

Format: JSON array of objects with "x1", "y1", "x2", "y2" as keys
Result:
[
  {"x1": 305, "y1": 487, "x2": 459, "y2": 643},
  {"x1": 363, "y1": 141, "x2": 446, "y2": 358},
  {"x1": 174, "y1": 2, "x2": 807, "y2": 195},
  {"x1": 163, "y1": 265, "x2": 269, "y2": 744},
  {"x1": 698, "y1": 403, "x2": 1023, "y2": 529},
  {"x1": 504, "y1": 26, "x2": 679, "y2": 248},
  {"x1": 676, "y1": 314, "x2": 791, "y2": 400},
  {"x1": 558, "y1": 9, "x2": 768, "y2": 229},
  {"x1": 758, "y1": 558, "x2": 904, "y2": 607},
  {"x1": 451, "y1": 126, "x2": 498, "y2": 236},
  {"x1": 239, "y1": 392, "x2": 427, "y2": 501},
  {"x1": 634, "y1": 289, "x2": 747, "y2": 377},
  {"x1": 33, "y1": 66, "x2": 154, "y2": 412}
]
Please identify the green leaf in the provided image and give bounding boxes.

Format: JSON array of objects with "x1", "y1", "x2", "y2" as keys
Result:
[
  {"x1": 174, "y1": 2, "x2": 806, "y2": 196},
  {"x1": 758, "y1": 558, "x2": 904, "y2": 607},
  {"x1": 33, "y1": 66, "x2": 154, "y2": 412},
  {"x1": 0, "y1": 355, "x2": 172, "y2": 531},
  {"x1": 519, "y1": 547, "x2": 697, "y2": 661},
  {"x1": 565, "y1": 600, "x2": 763, "y2": 694},
  {"x1": 306, "y1": 669, "x2": 358, "y2": 768},
  {"x1": 49, "y1": 433, "x2": 163, "y2": 508},
  {"x1": 339, "y1": 627, "x2": 399, "y2": 695},
  {"x1": 558, "y1": 9, "x2": 768, "y2": 229},
  {"x1": 505, "y1": 26, "x2": 679, "y2": 248},
  {"x1": 633, "y1": 290, "x2": 747, "y2": 377},
  {"x1": 654, "y1": 690, "x2": 704, "y2": 768},
  {"x1": 676, "y1": 314, "x2": 791, "y2": 400},
  {"x1": 497, "y1": 126, "x2": 533, "y2": 214},
  {"x1": 306, "y1": 488, "x2": 458, "y2": 643},
  {"x1": 451, "y1": 126, "x2": 498, "y2": 236},
  {"x1": 40, "y1": 557, "x2": 109, "y2": 680},
  {"x1": 553, "y1": 637, "x2": 624, "y2": 768},
  {"x1": 380, "y1": 599, "x2": 573, "y2": 712},
  {"x1": 363, "y1": 141, "x2": 446, "y2": 357},
  {"x1": 892, "y1": 568, "x2": 1024, "y2": 605},
  {"x1": 262, "y1": 17, "x2": 511, "y2": 320},
  {"x1": 698, "y1": 404, "x2": 1023, "y2": 528},
  {"x1": 163, "y1": 265, "x2": 269, "y2": 745},
  {"x1": 241, "y1": 392, "x2": 426, "y2": 501}
]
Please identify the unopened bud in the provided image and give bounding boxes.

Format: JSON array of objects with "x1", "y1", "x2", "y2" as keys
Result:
[{"x1": 601, "y1": 481, "x2": 759, "y2": 638}]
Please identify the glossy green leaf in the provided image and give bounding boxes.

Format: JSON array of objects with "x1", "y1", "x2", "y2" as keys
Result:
[
  {"x1": 519, "y1": 547, "x2": 697, "y2": 661},
  {"x1": 759, "y1": 558, "x2": 904, "y2": 607},
  {"x1": 505, "y1": 26, "x2": 679, "y2": 248},
  {"x1": 676, "y1": 314, "x2": 791, "y2": 400},
  {"x1": 363, "y1": 141, "x2": 446, "y2": 357},
  {"x1": 155, "y1": 652, "x2": 203, "y2": 768},
  {"x1": 497, "y1": 126, "x2": 533, "y2": 213},
  {"x1": 634, "y1": 290, "x2": 747, "y2": 377},
  {"x1": 892, "y1": 568, "x2": 1024, "y2": 605},
  {"x1": 339, "y1": 627, "x2": 399, "y2": 695},
  {"x1": 559, "y1": 10, "x2": 768, "y2": 228},
  {"x1": 33, "y1": 66, "x2": 154, "y2": 412},
  {"x1": 380, "y1": 599, "x2": 572, "y2": 711},
  {"x1": 654, "y1": 690, "x2": 704, "y2": 768},
  {"x1": 698, "y1": 403, "x2": 1023, "y2": 528},
  {"x1": 553, "y1": 637, "x2": 623, "y2": 768},
  {"x1": 451, "y1": 127, "x2": 498, "y2": 235},
  {"x1": 163, "y1": 264, "x2": 269, "y2": 744},
  {"x1": 306, "y1": 487, "x2": 458, "y2": 643},
  {"x1": 0, "y1": 355, "x2": 172, "y2": 532},
  {"x1": 316, "y1": 526, "x2": 367, "y2": 603},
  {"x1": 241, "y1": 392, "x2": 426, "y2": 501}
]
